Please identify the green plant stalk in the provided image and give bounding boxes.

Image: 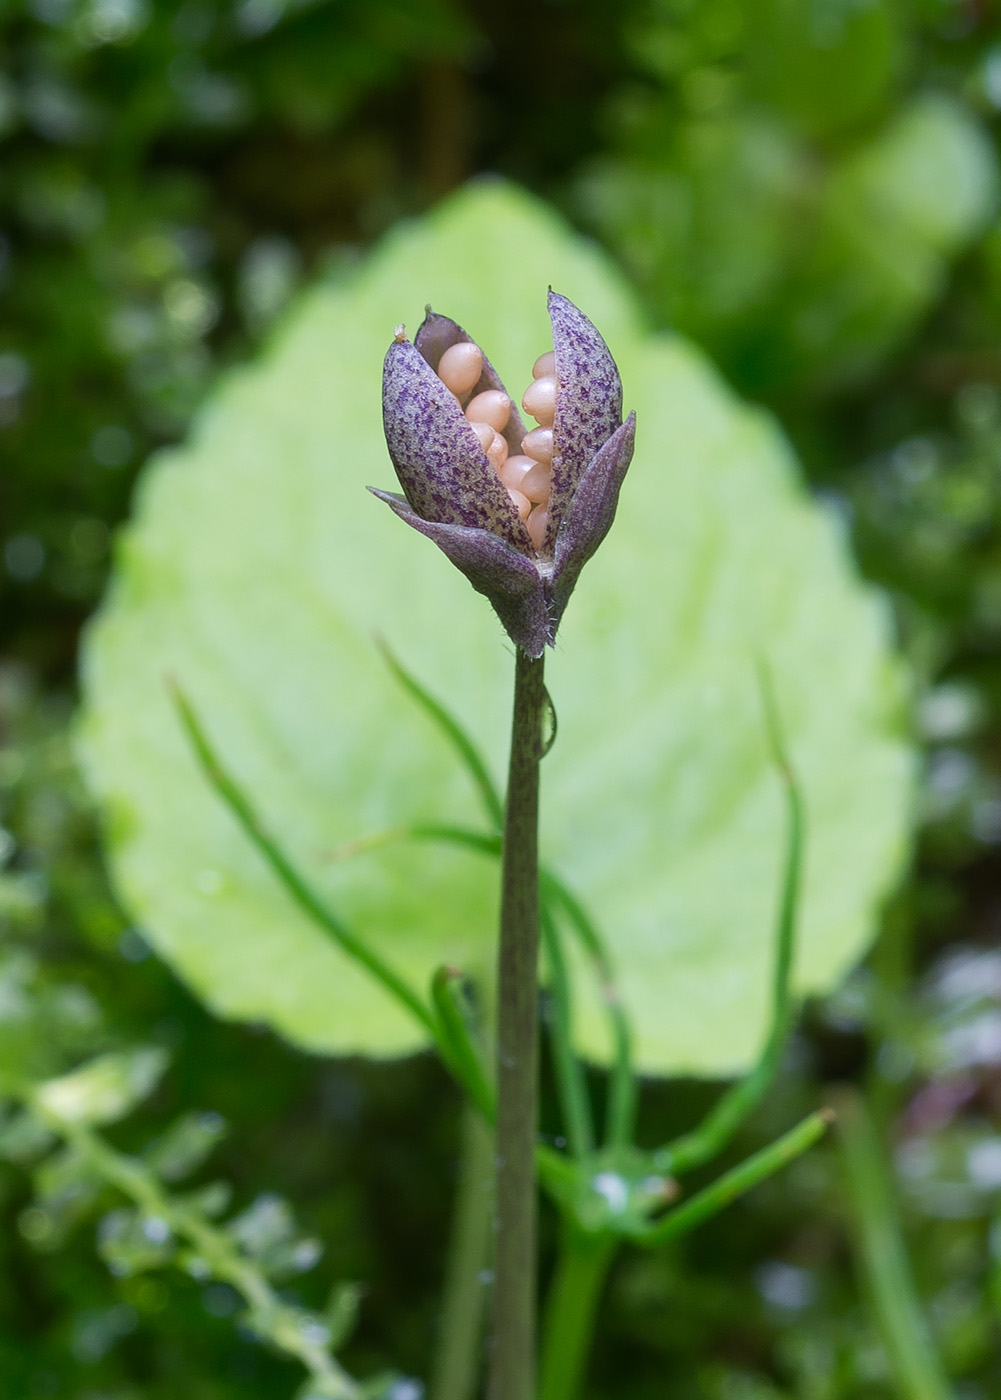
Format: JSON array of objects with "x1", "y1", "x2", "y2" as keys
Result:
[
  {"x1": 337, "y1": 819, "x2": 635, "y2": 1158},
  {"x1": 379, "y1": 638, "x2": 504, "y2": 830},
  {"x1": 538, "y1": 1228, "x2": 615, "y2": 1400},
  {"x1": 602, "y1": 984, "x2": 636, "y2": 1151},
  {"x1": 658, "y1": 670, "x2": 803, "y2": 1176},
  {"x1": 866, "y1": 896, "x2": 916, "y2": 1131},
  {"x1": 541, "y1": 874, "x2": 636, "y2": 1151},
  {"x1": 431, "y1": 966, "x2": 497, "y2": 1123},
  {"x1": 332, "y1": 816, "x2": 635, "y2": 1159},
  {"x1": 174, "y1": 685, "x2": 523, "y2": 1261},
  {"x1": 834, "y1": 1087, "x2": 954, "y2": 1400},
  {"x1": 31, "y1": 1100, "x2": 359, "y2": 1398},
  {"x1": 642, "y1": 1109, "x2": 831, "y2": 1247},
  {"x1": 488, "y1": 648, "x2": 546, "y2": 1400},
  {"x1": 170, "y1": 681, "x2": 436, "y2": 1039},
  {"x1": 379, "y1": 647, "x2": 636, "y2": 1150},
  {"x1": 431, "y1": 1105, "x2": 496, "y2": 1400},
  {"x1": 334, "y1": 812, "x2": 635, "y2": 1159},
  {"x1": 540, "y1": 900, "x2": 593, "y2": 1160}
]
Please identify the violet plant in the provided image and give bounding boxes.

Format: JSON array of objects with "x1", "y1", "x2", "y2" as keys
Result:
[
  {"x1": 376, "y1": 292, "x2": 636, "y2": 1400},
  {"x1": 170, "y1": 291, "x2": 832, "y2": 1400}
]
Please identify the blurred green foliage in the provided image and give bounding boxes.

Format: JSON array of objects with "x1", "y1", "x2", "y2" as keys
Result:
[{"x1": 6, "y1": 0, "x2": 1001, "y2": 1394}]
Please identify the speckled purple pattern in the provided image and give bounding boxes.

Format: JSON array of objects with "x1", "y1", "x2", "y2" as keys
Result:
[
  {"x1": 551, "y1": 413, "x2": 636, "y2": 628},
  {"x1": 545, "y1": 291, "x2": 623, "y2": 555},
  {"x1": 375, "y1": 295, "x2": 634, "y2": 657},
  {"x1": 382, "y1": 338, "x2": 531, "y2": 552}
]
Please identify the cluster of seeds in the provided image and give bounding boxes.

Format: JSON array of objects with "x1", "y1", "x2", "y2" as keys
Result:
[{"x1": 436, "y1": 341, "x2": 557, "y2": 551}]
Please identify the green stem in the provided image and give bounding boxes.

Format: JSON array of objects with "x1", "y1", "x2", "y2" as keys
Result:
[
  {"x1": 866, "y1": 896, "x2": 915, "y2": 1131},
  {"x1": 378, "y1": 638, "x2": 504, "y2": 830},
  {"x1": 170, "y1": 681, "x2": 436, "y2": 1039},
  {"x1": 431, "y1": 966, "x2": 496, "y2": 1123},
  {"x1": 431, "y1": 1106, "x2": 496, "y2": 1400},
  {"x1": 602, "y1": 986, "x2": 637, "y2": 1152},
  {"x1": 543, "y1": 1226, "x2": 616, "y2": 1400},
  {"x1": 488, "y1": 648, "x2": 546, "y2": 1400},
  {"x1": 540, "y1": 875, "x2": 636, "y2": 1152},
  {"x1": 540, "y1": 900, "x2": 593, "y2": 1160},
  {"x1": 834, "y1": 1087, "x2": 953, "y2": 1400},
  {"x1": 538, "y1": 1228, "x2": 615, "y2": 1400},
  {"x1": 327, "y1": 825, "x2": 635, "y2": 1156},
  {"x1": 377, "y1": 646, "x2": 635, "y2": 1155},
  {"x1": 657, "y1": 671, "x2": 803, "y2": 1176},
  {"x1": 642, "y1": 1110, "x2": 831, "y2": 1247}
]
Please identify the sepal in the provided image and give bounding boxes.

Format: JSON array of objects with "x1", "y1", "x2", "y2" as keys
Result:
[{"x1": 550, "y1": 413, "x2": 637, "y2": 631}]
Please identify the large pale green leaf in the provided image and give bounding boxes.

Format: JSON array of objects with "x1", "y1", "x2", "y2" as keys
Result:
[{"x1": 78, "y1": 182, "x2": 914, "y2": 1077}]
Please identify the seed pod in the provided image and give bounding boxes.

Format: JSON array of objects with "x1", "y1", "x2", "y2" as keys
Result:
[{"x1": 373, "y1": 292, "x2": 635, "y2": 657}]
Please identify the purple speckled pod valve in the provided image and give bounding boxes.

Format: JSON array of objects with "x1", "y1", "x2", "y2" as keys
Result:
[{"x1": 371, "y1": 291, "x2": 636, "y2": 657}]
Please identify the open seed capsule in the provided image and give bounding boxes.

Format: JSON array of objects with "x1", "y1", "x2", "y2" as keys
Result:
[{"x1": 377, "y1": 291, "x2": 635, "y2": 656}]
